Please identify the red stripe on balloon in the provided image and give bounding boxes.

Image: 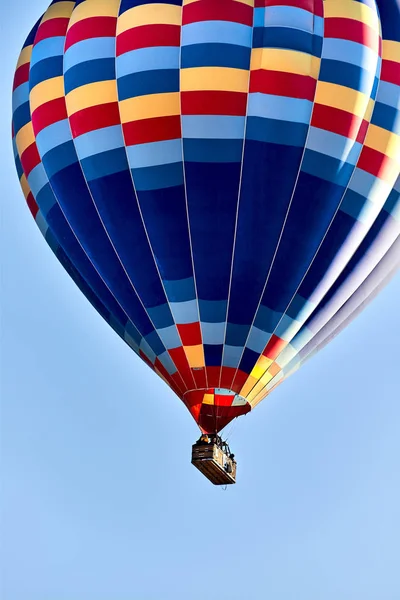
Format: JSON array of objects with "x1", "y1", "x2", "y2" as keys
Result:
[
  {"x1": 220, "y1": 367, "x2": 238, "y2": 391},
  {"x1": 250, "y1": 70, "x2": 316, "y2": 100},
  {"x1": 65, "y1": 17, "x2": 117, "y2": 51},
  {"x1": 192, "y1": 368, "x2": 207, "y2": 389},
  {"x1": 27, "y1": 191, "x2": 39, "y2": 218},
  {"x1": 214, "y1": 393, "x2": 235, "y2": 407},
  {"x1": 31, "y1": 97, "x2": 68, "y2": 135},
  {"x1": 168, "y1": 347, "x2": 194, "y2": 389},
  {"x1": 357, "y1": 147, "x2": 396, "y2": 180},
  {"x1": 182, "y1": 0, "x2": 253, "y2": 26},
  {"x1": 176, "y1": 322, "x2": 202, "y2": 346},
  {"x1": 35, "y1": 18, "x2": 70, "y2": 43},
  {"x1": 324, "y1": 18, "x2": 379, "y2": 52},
  {"x1": 171, "y1": 371, "x2": 186, "y2": 394},
  {"x1": 20, "y1": 143, "x2": 41, "y2": 177},
  {"x1": 68, "y1": 103, "x2": 121, "y2": 137},
  {"x1": 263, "y1": 334, "x2": 287, "y2": 360},
  {"x1": 311, "y1": 104, "x2": 369, "y2": 143},
  {"x1": 205, "y1": 366, "x2": 222, "y2": 389},
  {"x1": 230, "y1": 369, "x2": 249, "y2": 395},
  {"x1": 181, "y1": 91, "x2": 247, "y2": 116},
  {"x1": 380, "y1": 59, "x2": 400, "y2": 86},
  {"x1": 116, "y1": 25, "x2": 180, "y2": 56},
  {"x1": 123, "y1": 115, "x2": 181, "y2": 146},
  {"x1": 13, "y1": 63, "x2": 30, "y2": 91}
]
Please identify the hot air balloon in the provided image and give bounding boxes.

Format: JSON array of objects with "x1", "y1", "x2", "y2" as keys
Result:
[{"x1": 12, "y1": 0, "x2": 400, "y2": 485}]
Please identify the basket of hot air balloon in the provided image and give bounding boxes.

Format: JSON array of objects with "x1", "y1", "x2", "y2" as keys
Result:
[
  {"x1": 12, "y1": 0, "x2": 400, "y2": 485},
  {"x1": 192, "y1": 434, "x2": 237, "y2": 484}
]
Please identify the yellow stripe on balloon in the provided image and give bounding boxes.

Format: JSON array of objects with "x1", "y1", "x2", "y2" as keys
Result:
[
  {"x1": 314, "y1": 82, "x2": 369, "y2": 119},
  {"x1": 65, "y1": 80, "x2": 117, "y2": 114},
  {"x1": 68, "y1": 0, "x2": 120, "y2": 27},
  {"x1": 249, "y1": 355, "x2": 273, "y2": 380},
  {"x1": 202, "y1": 393, "x2": 214, "y2": 406},
  {"x1": 365, "y1": 126, "x2": 400, "y2": 162},
  {"x1": 246, "y1": 377, "x2": 273, "y2": 403},
  {"x1": 251, "y1": 48, "x2": 320, "y2": 79},
  {"x1": 29, "y1": 76, "x2": 65, "y2": 113},
  {"x1": 119, "y1": 92, "x2": 180, "y2": 122},
  {"x1": 184, "y1": 345, "x2": 205, "y2": 369},
  {"x1": 117, "y1": 4, "x2": 181, "y2": 35},
  {"x1": 180, "y1": 67, "x2": 249, "y2": 92},
  {"x1": 20, "y1": 173, "x2": 31, "y2": 199},
  {"x1": 40, "y1": 1, "x2": 75, "y2": 22},
  {"x1": 323, "y1": 0, "x2": 379, "y2": 30},
  {"x1": 382, "y1": 40, "x2": 400, "y2": 62},
  {"x1": 364, "y1": 97, "x2": 375, "y2": 123},
  {"x1": 15, "y1": 122, "x2": 35, "y2": 155},
  {"x1": 238, "y1": 375, "x2": 258, "y2": 398},
  {"x1": 374, "y1": 157, "x2": 400, "y2": 184},
  {"x1": 16, "y1": 46, "x2": 32, "y2": 70}
]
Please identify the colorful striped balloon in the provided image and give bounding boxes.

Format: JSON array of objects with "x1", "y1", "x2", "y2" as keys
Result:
[{"x1": 13, "y1": 0, "x2": 400, "y2": 433}]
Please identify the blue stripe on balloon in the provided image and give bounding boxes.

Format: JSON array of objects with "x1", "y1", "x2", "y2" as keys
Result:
[
  {"x1": 306, "y1": 128, "x2": 363, "y2": 164},
  {"x1": 132, "y1": 163, "x2": 183, "y2": 191},
  {"x1": 201, "y1": 322, "x2": 226, "y2": 345},
  {"x1": 42, "y1": 141, "x2": 79, "y2": 179},
  {"x1": 29, "y1": 36, "x2": 65, "y2": 67},
  {"x1": 183, "y1": 138, "x2": 243, "y2": 162},
  {"x1": 322, "y1": 39, "x2": 378, "y2": 69},
  {"x1": 204, "y1": 344, "x2": 223, "y2": 367},
  {"x1": 318, "y1": 60, "x2": 377, "y2": 94},
  {"x1": 198, "y1": 300, "x2": 227, "y2": 323},
  {"x1": 116, "y1": 46, "x2": 180, "y2": 76},
  {"x1": 137, "y1": 186, "x2": 193, "y2": 281},
  {"x1": 370, "y1": 102, "x2": 400, "y2": 134},
  {"x1": 246, "y1": 117, "x2": 308, "y2": 147},
  {"x1": 247, "y1": 94, "x2": 313, "y2": 124},
  {"x1": 29, "y1": 56, "x2": 63, "y2": 88},
  {"x1": 13, "y1": 83, "x2": 31, "y2": 111},
  {"x1": 12, "y1": 103, "x2": 31, "y2": 133},
  {"x1": 80, "y1": 148, "x2": 128, "y2": 180},
  {"x1": 181, "y1": 115, "x2": 245, "y2": 139},
  {"x1": 117, "y1": 69, "x2": 179, "y2": 99},
  {"x1": 36, "y1": 119, "x2": 71, "y2": 156},
  {"x1": 259, "y1": 6, "x2": 315, "y2": 32},
  {"x1": 64, "y1": 58, "x2": 116, "y2": 93},
  {"x1": 126, "y1": 139, "x2": 182, "y2": 169},
  {"x1": 181, "y1": 21, "x2": 252, "y2": 47},
  {"x1": 181, "y1": 43, "x2": 251, "y2": 69},
  {"x1": 227, "y1": 140, "x2": 305, "y2": 326},
  {"x1": 163, "y1": 277, "x2": 196, "y2": 302},
  {"x1": 301, "y1": 150, "x2": 357, "y2": 186},
  {"x1": 74, "y1": 125, "x2": 124, "y2": 160},
  {"x1": 252, "y1": 27, "x2": 322, "y2": 56},
  {"x1": 222, "y1": 345, "x2": 244, "y2": 368},
  {"x1": 64, "y1": 37, "x2": 116, "y2": 71},
  {"x1": 185, "y1": 161, "x2": 242, "y2": 303}
]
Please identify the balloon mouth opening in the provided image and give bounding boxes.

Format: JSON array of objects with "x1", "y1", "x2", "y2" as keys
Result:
[{"x1": 183, "y1": 388, "x2": 251, "y2": 434}]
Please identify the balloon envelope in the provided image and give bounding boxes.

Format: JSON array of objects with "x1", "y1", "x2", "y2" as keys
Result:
[{"x1": 13, "y1": 0, "x2": 400, "y2": 433}]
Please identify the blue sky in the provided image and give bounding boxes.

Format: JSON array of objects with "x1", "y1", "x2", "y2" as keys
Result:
[{"x1": 1, "y1": 2, "x2": 400, "y2": 599}]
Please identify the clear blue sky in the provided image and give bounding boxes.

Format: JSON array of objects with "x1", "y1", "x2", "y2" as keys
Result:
[{"x1": 1, "y1": 2, "x2": 400, "y2": 599}]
